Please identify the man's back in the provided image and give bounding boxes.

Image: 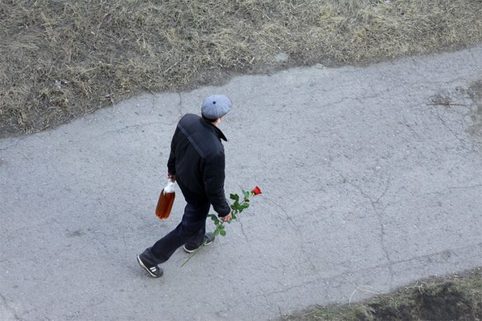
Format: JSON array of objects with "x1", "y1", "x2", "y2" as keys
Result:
[
  {"x1": 168, "y1": 114, "x2": 229, "y2": 215},
  {"x1": 177, "y1": 113, "x2": 225, "y2": 159}
]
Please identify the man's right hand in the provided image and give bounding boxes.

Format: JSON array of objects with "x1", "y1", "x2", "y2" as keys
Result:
[{"x1": 221, "y1": 213, "x2": 232, "y2": 222}]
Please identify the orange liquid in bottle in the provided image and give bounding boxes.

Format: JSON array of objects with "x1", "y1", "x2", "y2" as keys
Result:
[{"x1": 155, "y1": 190, "x2": 175, "y2": 220}]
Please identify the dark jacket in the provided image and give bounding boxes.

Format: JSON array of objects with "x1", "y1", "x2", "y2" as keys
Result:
[{"x1": 167, "y1": 114, "x2": 230, "y2": 217}]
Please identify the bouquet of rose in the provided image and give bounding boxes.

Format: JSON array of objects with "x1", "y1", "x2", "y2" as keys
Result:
[{"x1": 182, "y1": 186, "x2": 262, "y2": 266}]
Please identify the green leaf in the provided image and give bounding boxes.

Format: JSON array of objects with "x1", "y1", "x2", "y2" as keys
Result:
[
  {"x1": 209, "y1": 214, "x2": 220, "y2": 224},
  {"x1": 230, "y1": 193, "x2": 240, "y2": 202},
  {"x1": 220, "y1": 230, "x2": 226, "y2": 236}
]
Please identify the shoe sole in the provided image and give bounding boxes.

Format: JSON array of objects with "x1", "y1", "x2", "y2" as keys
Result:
[
  {"x1": 183, "y1": 239, "x2": 214, "y2": 254},
  {"x1": 137, "y1": 255, "x2": 162, "y2": 278}
]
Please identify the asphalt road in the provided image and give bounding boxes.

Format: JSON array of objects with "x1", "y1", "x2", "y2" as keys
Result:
[{"x1": 1, "y1": 45, "x2": 482, "y2": 321}]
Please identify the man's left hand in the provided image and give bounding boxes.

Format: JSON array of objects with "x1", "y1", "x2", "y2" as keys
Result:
[{"x1": 221, "y1": 213, "x2": 232, "y2": 222}]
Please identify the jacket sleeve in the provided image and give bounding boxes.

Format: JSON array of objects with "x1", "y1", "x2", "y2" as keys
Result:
[
  {"x1": 202, "y1": 152, "x2": 230, "y2": 217},
  {"x1": 167, "y1": 128, "x2": 179, "y2": 176}
]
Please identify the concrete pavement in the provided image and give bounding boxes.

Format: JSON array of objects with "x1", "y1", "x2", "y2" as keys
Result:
[{"x1": 1, "y1": 45, "x2": 482, "y2": 321}]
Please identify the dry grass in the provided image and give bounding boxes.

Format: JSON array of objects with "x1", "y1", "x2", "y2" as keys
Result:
[
  {"x1": 281, "y1": 268, "x2": 482, "y2": 321},
  {"x1": 1, "y1": 0, "x2": 482, "y2": 137}
]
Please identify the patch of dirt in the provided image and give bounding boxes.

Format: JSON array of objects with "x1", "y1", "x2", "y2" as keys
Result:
[
  {"x1": 1, "y1": 0, "x2": 482, "y2": 138},
  {"x1": 280, "y1": 268, "x2": 482, "y2": 321}
]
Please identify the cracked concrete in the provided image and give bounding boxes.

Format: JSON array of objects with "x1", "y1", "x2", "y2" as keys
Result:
[
  {"x1": 0, "y1": 292, "x2": 21, "y2": 321},
  {"x1": 1, "y1": 45, "x2": 482, "y2": 321}
]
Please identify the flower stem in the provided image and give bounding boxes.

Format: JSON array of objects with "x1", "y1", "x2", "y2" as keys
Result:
[{"x1": 180, "y1": 190, "x2": 257, "y2": 267}]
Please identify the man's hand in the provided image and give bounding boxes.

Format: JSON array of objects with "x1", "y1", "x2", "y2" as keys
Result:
[{"x1": 221, "y1": 213, "x2": 232, "y2": 222}]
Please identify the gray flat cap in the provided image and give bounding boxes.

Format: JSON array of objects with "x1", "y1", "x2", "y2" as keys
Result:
[{"x1": 201, "y1": 95, "x2": 232, "y2": 120}]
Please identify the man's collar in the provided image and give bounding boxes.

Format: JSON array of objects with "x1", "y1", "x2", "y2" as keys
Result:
[
  {"x1": 212, "y1": 124, "x2": 227, "y2": 141},
  {"x1": 202, "y1": 117, "x2": 227, "y2": 141}
]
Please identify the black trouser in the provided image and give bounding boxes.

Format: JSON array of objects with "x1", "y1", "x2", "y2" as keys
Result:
[{"x1": 142, "y1": 185, "x2": 210, "y2": 266}]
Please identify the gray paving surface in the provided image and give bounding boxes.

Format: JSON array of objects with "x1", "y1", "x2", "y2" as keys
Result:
[{"x1": 1, "y1": 46, "x2": 482, "y2": 321}]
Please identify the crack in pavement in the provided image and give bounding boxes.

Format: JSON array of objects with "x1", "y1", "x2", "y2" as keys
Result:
[
  {"x1": 334, "y1": 170, "x2": 395, "y2": 288},
  {"x1": 445, "y1": 183, "x2": 482, "y2": 191},
  {"x1": 256, "y1": 241, "x2": 482, "y2": 301},
  {"x1": 237, "y1": 219, "x2": 250, "y2": 243},
  {"x1": 431, "y1": 107, "x2": 476, "y2": 153},
  {"x1": 0, "y1": 136, "x2": 34, "y2": 153},
  {"x1": 420, "y1": 184, "x2": 482, "y2": 198},
  {"x1": 0, "y1": 293, "x2": 23, "y2": 321},
  {"x1": 98, "y1": 121, "x2": 170, "y2": 137},
  {"x1": 307, "y1": 93, "x2": 384, "y2": 112},
  {"x1": 0, "y1": 141, "x2": 21, "y2": 152},
  {"x1": 401, "y1": 114, "x2": 423, "y2": 141},
  {"x1": 267, "y1": 197, "x2": 318, "y2": 273}
]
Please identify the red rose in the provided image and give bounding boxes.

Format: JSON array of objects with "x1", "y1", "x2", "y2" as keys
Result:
[{"x1": 251, "y1": 186, "x2": 262, "y2": 196}]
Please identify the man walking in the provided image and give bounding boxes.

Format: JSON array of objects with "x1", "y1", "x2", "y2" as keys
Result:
[{"x1": 137, "y1": 95, "x2": 233, "y2": 278}]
